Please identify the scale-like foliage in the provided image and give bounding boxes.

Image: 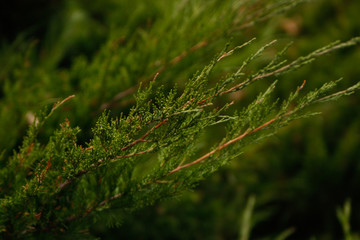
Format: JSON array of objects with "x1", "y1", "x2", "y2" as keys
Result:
[
  {"x1": 1, "y1": 37, "x2": 359, "y2": 238},
  {"x1": 0, "y1": 0, "x2": 359, "y2": 238}
]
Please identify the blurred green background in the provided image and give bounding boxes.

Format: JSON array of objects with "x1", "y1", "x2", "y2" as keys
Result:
[{"x1": 1, "y1": 0, "x2": 359, "y2": 239}]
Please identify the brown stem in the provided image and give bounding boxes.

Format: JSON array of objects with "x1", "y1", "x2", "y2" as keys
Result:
[
  {"x1": 121, "y1": 118, "x2": 168, "y2": 151},
  {"x1": 66, "y1": 193, "x2": 123, "y2": 223},
  {"x1": 58, "y1": 170, "x2": 87, "y2": 190},
  {"x1": 98, "y1": 193, "x2": 122, "y2": 208},
  {"x1": 58, "y1": 146, "x2": 155, "y2": 191},
  {"x1": 167, "y1": 117, "x2": 277, "y2": 175},
  {"x1": 167, "y1": 79, "x2": 309, "y2": 176},
  {"x1": 220, "y1": 64, "x2": 290, "y2": 95},
  {"x1": 50, "y1": 95, "x2": 74, "y2": 112},
  {"x1": 114, "y1": 148, "x2": 154, "y2": 160}
]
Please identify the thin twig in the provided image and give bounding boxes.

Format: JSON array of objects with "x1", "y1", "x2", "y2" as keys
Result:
[
  {"x1": 47, "y1": 95, "x2": 76, "y2": 119},
  {"x1": 98, "y1": 193, "x2": 122, "y2": 208},
  {"x1": 220, "y1": 64, "x2": 290, "y2": 95},
  {"x1": 167, "y1": 117, "x2": 277, "y2": 175},
  {"x1": 221, "y1": 38, "x2": 360, "y2": 96},
  {"x1": 167, "y1": 79, "x2": 309, "y2": 175},
  {"x1": 58, "y1": 169, "x2": 87, "y2": 190},
  {"x1": 113, "y1": 148, "x2": 154, "y2": 160},
  {"x1": 65, "y1": 193, "x2": 123, "y2": 223},
  {"x1": 121, "y1": 118, "x2": 168, "y2": 151},
  {"x1": 58, "y1": 147, "x2": 155, "y2": 191}
]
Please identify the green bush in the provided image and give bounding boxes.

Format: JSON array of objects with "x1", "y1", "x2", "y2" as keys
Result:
[{"x1": 0, "y1": 0, "x2": 359, "y2": 239}]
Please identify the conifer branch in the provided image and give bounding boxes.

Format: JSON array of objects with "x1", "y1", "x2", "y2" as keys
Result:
[
  {"x1": 58, "y1": 169, "x2": 87, "y2": 190},
  {"x1": 220, "y1": 37, "x2": 360, "y2": 95},
  {"x1": 58, "y1": 147, "x2": 155, "y2": 191},
  {"x1": 114, "y1": 148, "x2": 154, "y2": 160},
  {"x1": 167, "y1": 118, "x2": 277, "y2": 176},
  {"x1": 121, "y1": 118, "x2": 168, "y2": 151},
  {"x1": 220, "y1": 64, "x2": 289, "y2": 95},
  {"x1": 1, "y1": 1, "x2": 359, "y2": 237}
]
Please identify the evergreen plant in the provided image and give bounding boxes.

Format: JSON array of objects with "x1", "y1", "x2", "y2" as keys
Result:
[{"x1": 0, "y1": 0, "x2": 359, "y2": 238}]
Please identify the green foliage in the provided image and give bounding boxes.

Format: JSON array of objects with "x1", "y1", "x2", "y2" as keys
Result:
[{"x1": 0, "y1": 0, "x2": 359, "y2": 238}]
